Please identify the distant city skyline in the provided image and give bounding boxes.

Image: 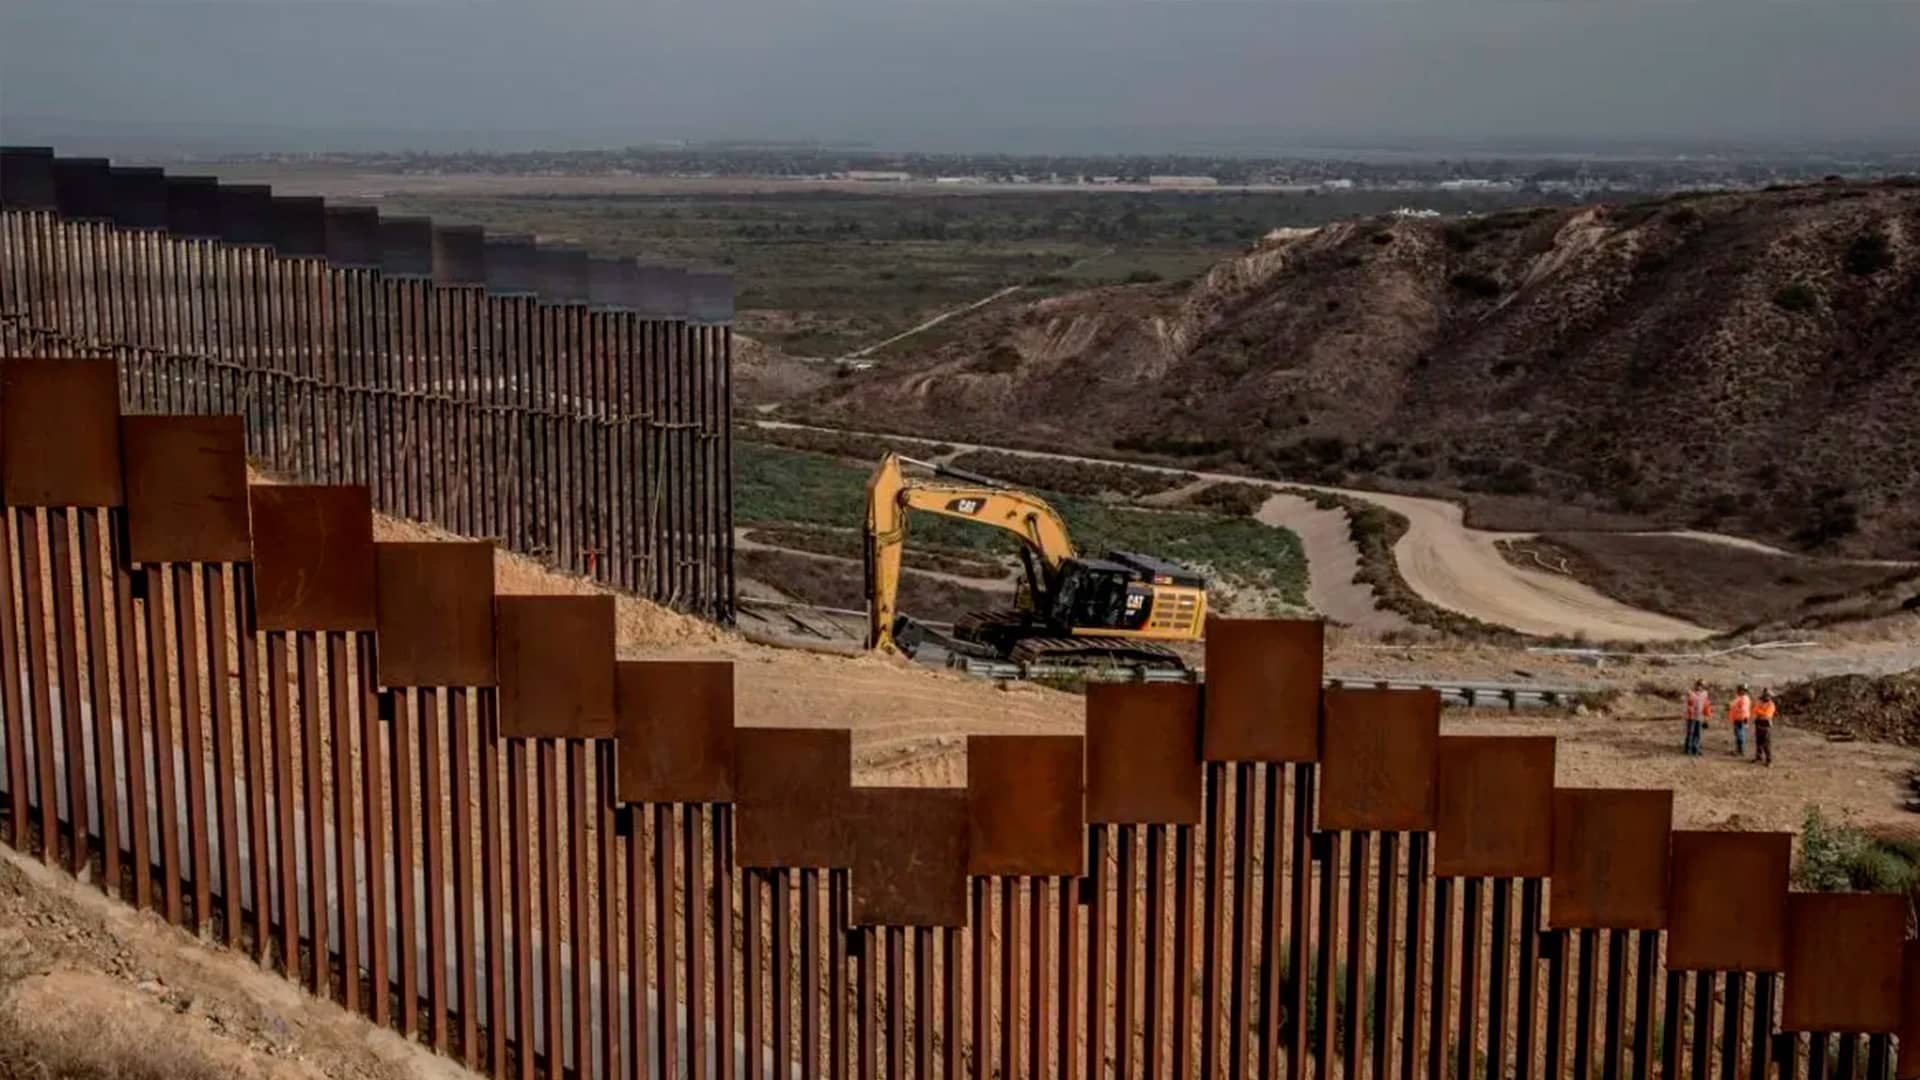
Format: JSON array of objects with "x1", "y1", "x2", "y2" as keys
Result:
[{"x1": 5, "y1": 0, "x2": 1919, "y2": 158}]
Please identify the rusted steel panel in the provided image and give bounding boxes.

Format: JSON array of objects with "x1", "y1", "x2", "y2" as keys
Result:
[
  {"x1": 493, "y1": 594, "x2": 615, "y2": 738},
  {"x1": 216, "y1": 184, "x2": 274, "y2": 246},
  {"x1": 269, "y1": 196, "x2": 326, "y2": 258},
  {"x1": 377, "y1": 216, "x2": 434, "y2": 279},
  {"x1": 121, "y1": 415, "x2": 251, "y2": 563},
  {"x1": 1548, "y1": 788, "x2": 1673, "y2": 930},
  {"x1": 1780, "y1": 892, "x2": 1903, "y2": 1033},
  {"x1": 324, "y1": 205, "x2": 380, "y2": 269},
  {"x1": 1318, "y1": 686, "x2": 1441, "y2": 832},
  {"x1": 433, "y1": 225, "x2": 486, "y2": 287},
  {"x1": 108, "y1": 166, "x2": 168, "y2": 229},
  {"x1": 849, "y1": 788, "x2": 968, "y2": 927},
  {"x1": 687, "y1": 271, "x2": 735, "y2": 325},
  {"x1": 613, "y1": 659, "x2": 734, "y2": 802},
  {"x1": 1665, "y1": 831, "x2": 1790, "y2": 972},
  {"x1": 164, "y1": 175, "x2": 220, "y2": 237},
  {"x1": 1201, "y1": 617, "x2": 1323, "y2": 762},
  {"x1": 966, "y1": 733, "x2": 1084, "y2": 877},
  {"x1": 374, "y1": 541, "x2": 495, "y2": 687},
  {"x1": 1, "y1": 146, "x2": 56, "y2": 209},
  {"x1": 734, "y1": 727, "x2": 853, "y2": 868},
  {"x1": 1897, "y1": 944, "x2": 1920, "y2": 1078},
  {"x1": 2, "y1": 358, "x2": 124, "y2": 506},
  {"x1": 52, "y1": 157, "x2": 113, "y2": 219},
  {"x1": 249, "y1": 485, "x2": 376, "y2": 631},
  {"x1": 534, "y1": 245, "x2": 591, "y2": 305},
  {"x1": 1085, "y1": 682, "x2": 1202, "y2": 825},
  {"x1": 1433, "y1": 735, "x2": 1556, "y2": 878}
]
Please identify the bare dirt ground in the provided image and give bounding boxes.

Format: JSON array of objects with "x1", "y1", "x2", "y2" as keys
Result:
[{"x1": 0, "y1": 845, "x2": 465, "y2": 1080}]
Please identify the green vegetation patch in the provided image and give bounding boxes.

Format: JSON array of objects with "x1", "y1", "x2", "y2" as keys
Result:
[
  {"x1": 1795, "y1": 807, "x2": 1920, "y2": 901},
  {"x1": 735, "y1": 444, "x2": 1307, "y2": 609}
]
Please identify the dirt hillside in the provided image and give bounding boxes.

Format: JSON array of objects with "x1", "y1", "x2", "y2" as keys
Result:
[
  {"x1": 799, "y1": 180, "x2": 1920, "y2": 559},
  {"x1": 0, "y1": 847, "x2": 465, "y2": 1080}
]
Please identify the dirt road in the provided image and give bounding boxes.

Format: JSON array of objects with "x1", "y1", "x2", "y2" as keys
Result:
[
  {"x1": 1254, "y1": 492, "x2": 1409, "y2": 633},
  {"x1": 756, "y1": 421, "x2": 1714, "y2": 642},
  {"x1": 842, "y1": 285, "x2": 1026, "y2": 361},
  {"x1": 1315, "y1": 486, "x2": 1712, "y2": 641}
]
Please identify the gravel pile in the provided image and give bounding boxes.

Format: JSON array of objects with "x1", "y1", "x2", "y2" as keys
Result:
[{"x1": 1778, "y1": 670, "x2": 1920, "y2": 747}]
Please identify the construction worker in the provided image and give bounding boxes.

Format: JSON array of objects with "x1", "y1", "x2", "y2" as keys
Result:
[
  {"x1": 1682, "y1": 679, "x2": 1711, "y2": 756},
  {"x1": 1728, "y1": 684, "x2": 1753, "y2": 757},
  {"x1": 1753, "y1": 689, "x2": 1777, "y2": 766}
]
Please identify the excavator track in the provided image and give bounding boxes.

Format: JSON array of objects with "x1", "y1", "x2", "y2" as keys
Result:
[
  {"x1": 1005, "y1": 637, "x2": 1188, "y2": 672},
  {"x1": 951, "y1": 609, "x2": 1189, "y2": 673}
]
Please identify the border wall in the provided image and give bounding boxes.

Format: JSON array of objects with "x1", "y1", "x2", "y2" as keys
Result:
[{"x1": 0, "y1": 147, "x2": 734, "y2": 621}]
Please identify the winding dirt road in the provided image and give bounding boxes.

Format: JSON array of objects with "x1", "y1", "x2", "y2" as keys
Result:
[
  {"x1": 1302, "y1": 486, "x2": 1712, "y2": 641},
  {"x1": 756, "y1": 421, "x2": 1716, "y2": 641},
  {"x1": 1253, "y1": 492, "x2": 1411, "y2": 633}
]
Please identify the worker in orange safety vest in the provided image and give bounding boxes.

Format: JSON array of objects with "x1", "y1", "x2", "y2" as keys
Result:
[
  {"x1": 1753, "y1": 690, "x2": 1777, "y2": 766},
  {"x1": 1727, "y1": 684, "x2": 1754, "y2": 757},
  {"x1": 1682, "y1": 680, "x2": 1711, "y2": 756}
]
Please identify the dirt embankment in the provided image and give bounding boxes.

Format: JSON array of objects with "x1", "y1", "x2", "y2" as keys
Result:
[
  {"x1": 1499, "y1": 532, "x2": 1920, "y2": 633},
  {"x1": 1779, "y1": 670, "x2": 1920, "y2": 749},
  {"x1": 0, "y1": 847, "x2": 464, "y2": 1080}
]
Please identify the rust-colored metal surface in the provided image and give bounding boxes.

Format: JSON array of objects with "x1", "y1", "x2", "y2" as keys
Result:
[
  {"x1": 203, "y1": 565, "x2": 239, "y2": 940},
  {"x1": 493, "y1": 594, "x2": 615, "y2": 738},
  {"x1": 849, "y1": 788, "x2": 969, "y2": 927},
  {"x1": 374, "y1": 541, "x2": 495, "y2": 687},
  {"x1": 1084, "y1": 682, "x2": 1202, "y2": 824},
  {"x1": 1780, "y1": 892, "x2": 1904, "y2": 1033},
  {"x1": 1317, "y1": 686, "x2": 1440, "y2": 832},
  {"x1": 1548, "y1": 788, "x2": 1673, "y2": 930},
  {"x1": 1433, "y1": 735, "x2": 1555, "y2": 878},
  {"x1": 1898, "y1": 944, "x2": 1920, "y2": 1078},
  {"x1": 249, "y1": 484, "x2": 377, "y2": 631},
  {"x1": 1665, "y1": 830, "x2": 1790, "y2": 972},
  {"x1": 733, "y1": 727, "x2": 853, "y2": 868},
  {"x1": 1200, "y1": 617, "x2": 1323, "y2": 762},
  {"x1": 2, "y1": 357, "x2": 124, "y2": 506},
  {"x1": 614, "y1": 659, "x2": 735, "y2": 803},
  {"x1": 966, "y1": 734, "x2": 1084, "y2": 877},
  {"x1": 120, "y1": 414, "x2": 251, "y2": 563}
]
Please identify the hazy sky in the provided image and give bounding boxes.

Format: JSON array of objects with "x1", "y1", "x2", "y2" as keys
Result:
[{"x1": 4, "y1": 0, "x2": 1918, "y2": 155}]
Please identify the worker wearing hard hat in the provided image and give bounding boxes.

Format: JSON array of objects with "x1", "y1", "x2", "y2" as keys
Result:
[
  {"x1": 1727, "y1": 684, "x2": 1754, "y2": 757},
  {"x1": 1753, "y1": 690, "x2": 1777, "y2": 766}
]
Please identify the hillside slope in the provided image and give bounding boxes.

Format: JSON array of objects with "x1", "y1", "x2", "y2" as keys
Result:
[{"x1": 799, "y1": 181, "x2": 1920, "y2": 559}]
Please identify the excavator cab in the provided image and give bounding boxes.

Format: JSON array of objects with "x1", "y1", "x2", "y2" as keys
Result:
[{"x1": 1048, "y1": 553, "x2": 1206, "y2": 637}]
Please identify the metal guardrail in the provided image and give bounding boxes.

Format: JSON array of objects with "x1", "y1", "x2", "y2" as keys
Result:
[{"x1": 945, "y1": 654, "x2": 1597, "y2": 708}]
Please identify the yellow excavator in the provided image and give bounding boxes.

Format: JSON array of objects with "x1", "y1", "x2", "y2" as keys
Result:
[{"x1": 864, "y1": 451, "x2": 1208, "y2": 672}]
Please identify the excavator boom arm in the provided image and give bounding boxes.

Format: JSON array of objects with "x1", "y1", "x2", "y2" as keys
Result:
[{"x1": 865, "y1": 452, "x2": 1076, "y2": 651}]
